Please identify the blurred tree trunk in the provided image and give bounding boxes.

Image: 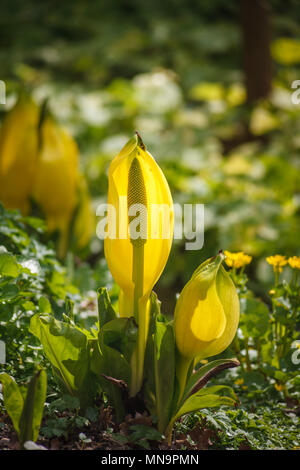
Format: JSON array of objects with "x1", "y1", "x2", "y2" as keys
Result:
[
  {"x1": 222, "y1": 0, "x2": 272, "y2": 153},
  {"x1": 241, "y1": 0, "x2": 272, "y2": 102}
]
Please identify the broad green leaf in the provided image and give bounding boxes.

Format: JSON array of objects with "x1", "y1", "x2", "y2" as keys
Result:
[
  {"x1": 182, "y1": 358, "x2": 240, "y2": 404},
  {"x1": 97, "y1": 287, "x2": 116, "y2": 328},
  {"x1": 91, "y1": 342, "x2": 130, "y2": 422},
  {"x1": 0, "y1": 283, "x2": 19, "y2": 300},
  {"x1": 19, "y1": 368, "x2": 47, "y2": 446},
  {"x1": 0, "y1": 373, "x2": 24, "y2": 436},
  {"x1": 38, "y1": 296, "x2": 51, "y2": 313},
  {"x1": 29, "y1": 314, "x2": 89, "y2": 397},
  {"x1": 0, "y1": 303, "x2": 14, "y2": 321},
  {"x1": 0, "y1": 252, "x2": 20, "y2": 278},
  {"x1": 90, "y1": 316, "x2": 137, "y2": 421},
  {"x1": 153, "y1": 318, "x2": 175, "y2": 433},
  {"x1": 167, "y1": 385, "x2": 237, "y2": 436},
  {"x1": 100, "y1": 317, "x2": 137, "y2": 363}
]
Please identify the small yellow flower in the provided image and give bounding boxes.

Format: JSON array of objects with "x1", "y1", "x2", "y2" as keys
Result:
[
  {"x1": 235, "y1": 378, "x2": 244, "y2": 386},
  {"x1": 266, "y1": 255, "x2": 287, "y2": 273},
  {"x1": 288, "y1": 256, "x2": 300, "y2": 270},
  {"x1": 224, "y1": 250, "x2": 252, "y2": 269},
  {"x1": 275, "y1": 383, "x2": 284, "y2": 392}
]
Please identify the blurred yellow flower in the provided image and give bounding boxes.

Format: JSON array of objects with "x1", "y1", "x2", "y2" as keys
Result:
[
  {"x1": 272, "y1": 38, "x2": 300, "y2": 65},
  {"x1": 224, "y1": 250, "x2": 252, "y2": 269},
  {"x1": 0, "y1": 94, "x2": 39, "y2": 214},
  {"x1": 288, "y1": 256, "x2": 300, "y2": 270},
  {"x1": 32, "y1": 116, "x2": 79, "y2": 258},
  {"x1": 275, "y1": 383, "x2": 284, "y2": 392},
  {"x1": 266, "y1": 255, "x2": 287, "y2": 273},
  {"x1": 234, "y1": 378, "x2": 244, "y2": 386}
]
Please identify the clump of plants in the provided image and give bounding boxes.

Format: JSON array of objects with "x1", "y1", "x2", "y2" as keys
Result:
[
  {"x1": 1, "y1": 135, "x2": 299, "y2": 449},
  {"x1": 0, "y1": 93, "x2": 95, "y2": 258},
  {"x1": 25, "y1": 134, "x2": 241, "y2": 444}
]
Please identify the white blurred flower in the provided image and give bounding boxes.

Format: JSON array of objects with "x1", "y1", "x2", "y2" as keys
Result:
[{"x1": 133, "y1": 71, "x2": 182, "y2": 113}]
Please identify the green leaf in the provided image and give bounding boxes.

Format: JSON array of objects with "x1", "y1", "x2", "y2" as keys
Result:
[
  {"x1": 143, "y1": 292, "x2": 162, "y2": 414},
  {"x1": 0, "y1": 252, "x2": 20, "y2": 278},
  {"x1": 167, "y1": 385, "x2": 237, "y2": 437},
  {"x1": 38, "y1": 296, "x2": 51, "y2": 313},
  {"x1": 91, "y1": 342, "x2": 130, "y2": 422},
  {"x1": 0, "y1": 283, "x2": 19, "y2": 300},
  {"x1": 183, "y1": 358, "x2": 240, "y2": 403},
  {"x1": 19, "y1": 368, "x2": 47, "y2": 446},
  {"x1": 0, "y1": 303, "x2": 14, "y2": 321},
  {"x1": 0, "y1": 373, "x2": 24, "y2": 436},
  {"x1": 90, "y1": 316, "x2": 138, "y2": 421},
  {"x1": 128, "y1": 424, "x2": 162, "y2": 444},
  {"x1": 100, "y1": 317, "x2": 138, "y2": 362},
  {"x1": 153, "y1": 317, "x2": 175, "y2": 433},
  {"x1": 97, "y1": 287, "x2": 116, "y2": 328},
  {"x1": 29, "y1": 314, "x2": 89, "y2": 398}
]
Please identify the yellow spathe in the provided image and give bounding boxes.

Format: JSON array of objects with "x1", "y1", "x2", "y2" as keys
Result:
[
  {"x1": 32, "y1": 116, "x2": 79, "y2": 258},
  {"x1": 174, "y1": 253, "x2": 240, "y2": 360},
  {"x1": 0, "y1": 94, "x2": 39, "y2": 214},
  {"x1": 104, "y1": 134, "x2": 174, "y2": 311},
  {"x1": 33, "y1": 117, "x2": 79, "y2": 223},
  {"x1": 104, "y1": 133, "x2": 173, "y2": 396}
]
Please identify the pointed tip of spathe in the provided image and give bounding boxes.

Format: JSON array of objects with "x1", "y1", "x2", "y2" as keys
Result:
[
  {"x1": 135, "y1": 131, "x2": 146, "y2": 150},
  {"x1": 211, "y1": 250, "x2": 225, "y2": 263}
]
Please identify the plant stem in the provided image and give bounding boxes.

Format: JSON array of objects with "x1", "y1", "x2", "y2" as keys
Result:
[
  {"x1": 245, "y1": 339, "x2": 252, "y2": 371},
  {"x1": 233, "y1": 334, "x2": 245, "y2": 372},
  {"x1": 175, "y1": 354, "x2": 193, "y2": 410},
  {"x1": 129, "y1": 244, "x2": 149, "y2": 397}
]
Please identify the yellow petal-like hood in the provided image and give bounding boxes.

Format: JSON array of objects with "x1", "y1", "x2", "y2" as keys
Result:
[
  {"x1": 174, "y1": 254, "x2": 239, "y2": 359},
  {"x1": 197, "y1": 264, "x2": 240, "y2": 359},
  {"x1": 32, "y1": 116, "x2": 79, "y2": 232},
  {"x1": 104, "y1": 134, "x2": 174, "y2": 305},
  {"x1": 0, "y1": 94, "x2": 39, "y2": 213}
]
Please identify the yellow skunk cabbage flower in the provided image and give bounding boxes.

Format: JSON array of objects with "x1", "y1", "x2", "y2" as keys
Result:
[
  {"x1": 175, "y1": 252, "x2": 239, "y2": 359},
  {"x1": 174, "y1": 253, "x2": 239, "y2": 401},
  {"x1": 0, "y1": 94, "x2": 39, "y2": 214},
  {"x1": 104, "y1": 133, "x2": 173, "y2": 395},
  {"x1": 73, "y1": 175, "x2": 95, "y2": 250},
  {"x1": 32, "y1": 116, "x2": 79, "y2": 258}
]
